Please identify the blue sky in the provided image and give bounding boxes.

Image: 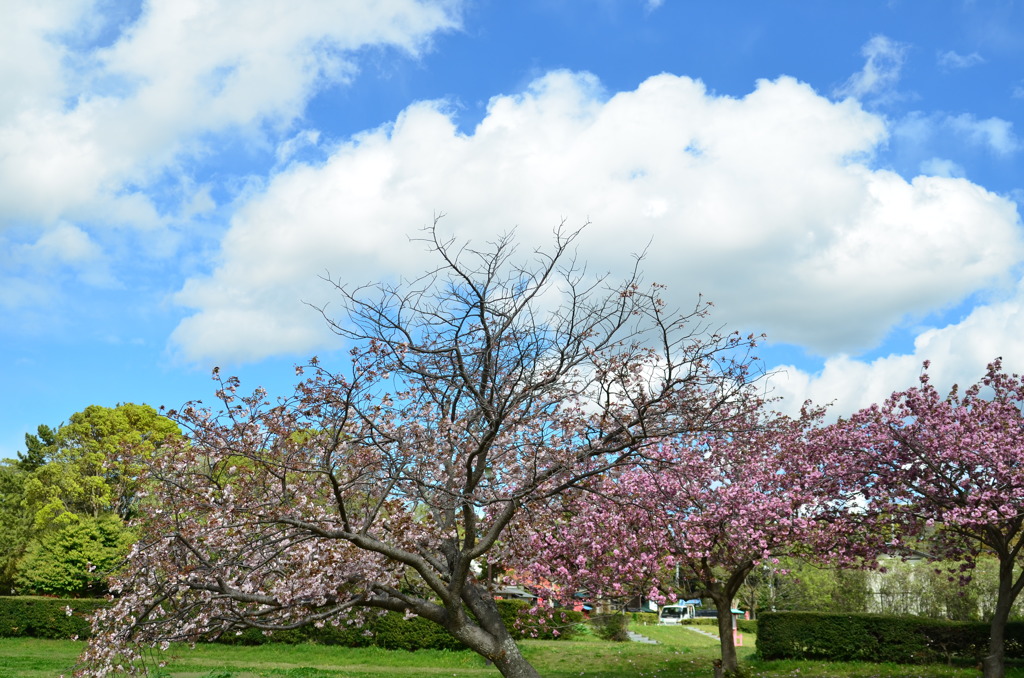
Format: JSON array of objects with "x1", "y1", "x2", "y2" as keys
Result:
[{"x1": 3, "y1": 0, "x2": 1024, "y2": 458}]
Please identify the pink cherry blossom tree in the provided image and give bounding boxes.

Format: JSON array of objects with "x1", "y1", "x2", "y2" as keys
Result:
[
  {"x1": 830, "y1": 360, "x2": 1024, "y2": 678},
  {"x1": 77, "y1": 223, "x2": 758, "y2": 678},
  {"x1": 519, "y1": 404, "x2": 870, "y2": 675}
]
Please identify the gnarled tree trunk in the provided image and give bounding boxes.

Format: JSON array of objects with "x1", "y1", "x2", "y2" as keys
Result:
[{"x1": 489, "y1": 636, "x2": 542, "y2": 678}]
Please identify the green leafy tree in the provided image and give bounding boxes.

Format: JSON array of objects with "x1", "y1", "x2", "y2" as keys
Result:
[
  {"x1": 0, "y1": 425, "x2": 63, "y2": 593},
  {"x1": 745, "y1": 557, "x2": 868, "y2": 616},
  {"x1": 23, "y1": 404, "x2": 181, "y2": 526},
  {"x1": 0, "y1": 462, "x2": 31, "y2": 593},
  {"x1": 14, "y1": 514, "x2": 135, "y2": 597},
  {"x1": 868, "y1": 555, "x2": 1022, "y2": 622},
  {"x1": 17, "y1": 425, "x2": 57, "y2": 472},
  {"x1": 973, "y1": 556, "x2": 1024, "y2": 622},
  {"x1": 10, "y1": 404, "x2": 180, "y2": 596}
]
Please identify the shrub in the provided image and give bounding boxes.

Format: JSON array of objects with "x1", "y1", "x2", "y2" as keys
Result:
[
  {"x1": 0, "y1": 596, "x2": 105, "y2": 639},
  {"x1": 756, "y1": 611, "x2": 1020, "y2": 664},
  {"x1": 0, "y1": 596, "x2": 581, "y2": 649},
  {"x1": 496, "y1": 599, "x2": 583, "y2": 640},
  {"x1": 736, "y1": 619, "x2": 757, "y2": 635},
  {"x1": 630, "y1": 612, "x2": 658, "y2": 626},
  {"x1": 589, "y1": 613, "x2": 630, "y2": 642},
  {"x1": 218, "y1": 612, "x2": 466, "y2": 650},
  {"x1": 679, "y1": 617, "x2": 718, "y2": 627},
  {"x1": 221, "y1": 600, "x2": 583, "y2": 649},
  {"x1": 357, "y1": 612, "x2": 467, "y2": 651}
]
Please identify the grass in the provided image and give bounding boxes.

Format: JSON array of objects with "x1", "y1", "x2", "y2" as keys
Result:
[{"x1": 3, "y1": 627, "x2": 1024, "y2": 677}]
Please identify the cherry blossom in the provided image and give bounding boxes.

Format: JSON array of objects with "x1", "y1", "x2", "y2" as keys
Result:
[
  {"x1": 518, "y1": 402, "x2": 868, "y2": 674},
  {"x1": 829, "y1": 359, "x2": 1024, "y2": 678},
  {"x1": 77, "y1": 224, "x2": 757, "y2": 678}
]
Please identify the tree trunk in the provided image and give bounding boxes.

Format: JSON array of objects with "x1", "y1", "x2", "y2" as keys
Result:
[
  {"x1": 711, "y1": 593, "x2": 738, "y2": 674},
  {"x1": 489, "y1": 636, "x2": 543, "y2": 678},
  {"x1": 705, "y1": 564, "x2": 752, "y2": 675},
  {"x1": 982, "y1": 559, "x2": 1015, "y2": 678},
  {"x1": 443, "y1": 584, "x2": 543, "y2": 678}
]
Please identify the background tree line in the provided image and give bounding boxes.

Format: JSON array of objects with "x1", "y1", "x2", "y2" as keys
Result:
[{"x1": 738, "y1": 555, "x2": 1024, "y2": 623}]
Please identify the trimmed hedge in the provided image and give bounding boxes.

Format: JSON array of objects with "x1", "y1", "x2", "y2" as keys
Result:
[
  {"x1": 736, "y1": 619, "x2": 757, "y2": 635},
  {"x1": 630, "y1": 612, "x2": 659, "y2": 626},
  {"x1": 0, "y1": 596, "x2": 582, "y2": 650},
  {"x1": 221, "y1": 611, "x2": 467, "y2": 650},
  {"x1": 757, "y1": 611, "x2": 1023, "y2": 664},
  {"x1": 667, "y1": 617, "x2": 718, "y2": 627},
  {"x1": 671, "y1": 616, "x2": 757, "y2": 634},
  {"x1": 224, "y1": 599, "x2": 583, "y2": 648},
  {"x1": 227, "y1": 599, "x2": 582, "y2": 648},
  {"x1": 0, "y1": 597, "x2": 105, "y2": 639}
]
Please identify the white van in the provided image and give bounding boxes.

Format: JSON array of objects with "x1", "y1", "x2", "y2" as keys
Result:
[{"x1": 657, "y1": 603, "x2": 694, "y2": 624}]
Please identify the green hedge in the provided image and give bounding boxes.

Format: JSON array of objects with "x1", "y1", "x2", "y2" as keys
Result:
[
  {"x1": 589, "y1": 613, "x2": 630, "y2": 641},
  {"x1": 736, "y1": 619, "x2": 757, "y2": 635},
  {"x1": 224, "y1": 599, "x2": 581, "y2": 648},
  {"x1": 220, "y1": 611, "x2": 466, "y2": 650},
  {"x1": 0, "y1": 597, "x2": 105, "y2": 639},
  {"x1": 757, "y1": 611, "x2": 1022, "y2": 664},
  {"x1": 629, "y1": 612, "x2": 659, "y2": 626},
  {"x1": 0, "y1": 597, "x2": 582, "y2": 650},
  {"x1": 678, "y1": 617, "x2": 718, "y2": 627}
]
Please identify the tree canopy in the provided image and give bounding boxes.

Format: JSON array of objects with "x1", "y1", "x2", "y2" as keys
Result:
[
  {"x1": 828, "y1": 360, "x2": 1024, "y2": 678},
  {"x1": 8, "y1": 403, "x2": 179, "y2": 597},
  {"x1": 23, "y1": 403, "x2": 181, "y2": 526},
  {"x1": 518, "y1": 403, "x2": 871, "y2": 673},
  {"x1": 79, "y1": 225, "x2": 758, "y2": 678}
]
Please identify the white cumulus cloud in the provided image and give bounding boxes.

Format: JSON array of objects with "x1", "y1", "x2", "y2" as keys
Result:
[
  {"x1": 946, "y1": 113, "x2": 1020, "y2": 154},
  {"x1": 0, "y1": 0, "x2": 462, "y2": 246},
  {"x1": 767, "y1": 283, "x2": 1024, "y2": 417},
  {"x1": 169, "y1": 70, "x2": 1023, "y2": 365}
]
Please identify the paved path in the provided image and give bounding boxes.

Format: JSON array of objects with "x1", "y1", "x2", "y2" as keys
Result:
[
  {"x1": 681, "y1": 625, "x2": 719, "y2": 640},
  {"x1": 627, "y1": 624, "x2": 723, "y2": 644},
  {"x1": 626, "y1": 630, "x2": 658, "y2": 644}
]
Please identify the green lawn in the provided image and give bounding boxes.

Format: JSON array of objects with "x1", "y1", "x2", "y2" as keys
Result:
[{"x1": 2, "y1": 628, "x2": 1023, "y2": 678}]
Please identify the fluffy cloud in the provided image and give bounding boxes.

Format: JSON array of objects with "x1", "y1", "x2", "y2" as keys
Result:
[
  {"x1": 170, "y1": 70, "x2": 1023, "y2": 364},
  {"x1": 24, "y1": 223, "x2": 103, "y2": 265},
  {"x1": 918, "y1": 157, "x2": 966, "y2": 177},
  {"x1": 946, "y1": 114, "x2": 1020, "y2": 154},
  {"x1": 767, "y1": 283, "x2": 1024, "y2": 417},
  {"x1": 0, "y1": 0, "x2": 461, "y2": 235}
]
